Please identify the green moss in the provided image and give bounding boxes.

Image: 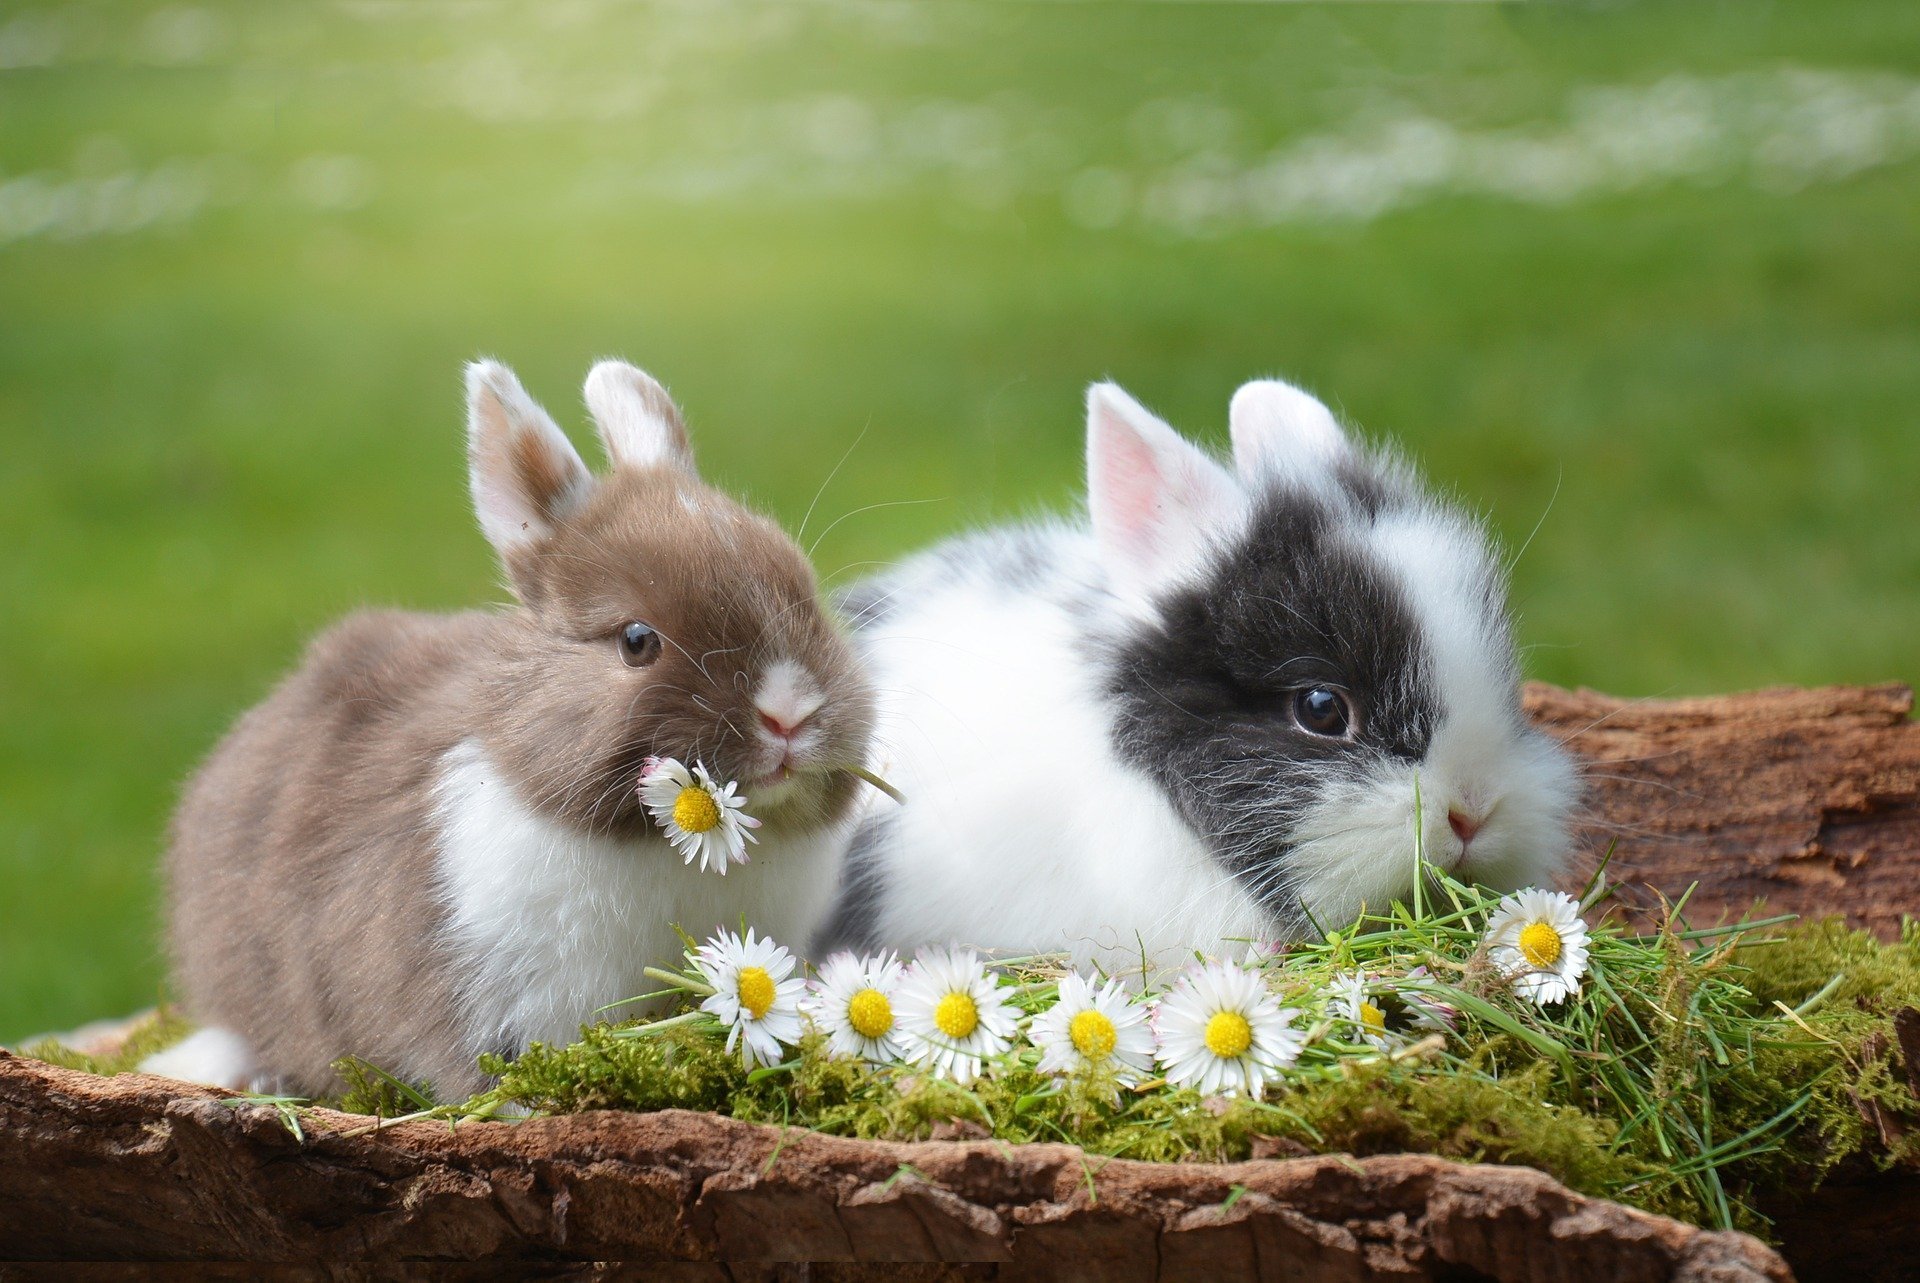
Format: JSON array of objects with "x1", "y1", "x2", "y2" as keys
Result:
[
  {"x1": 1730, "y1": 919, "x2": 1920, "y2": 1181},
  {"x1": 482, "y1": 1022, "x2": 747, "y2": 1116},
  {"x1": 19, "y1": 1007, "x2": 190, "y2": 1076},
  {"x1": 331, "y1": 1056, "x2": 438, "y2": 1119}
]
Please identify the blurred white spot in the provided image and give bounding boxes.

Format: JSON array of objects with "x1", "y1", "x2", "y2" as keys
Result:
[
  {"x1": 0, "y1": 11, "x2": 64, "y2": 69},
  {"x1": 143, "y1": 6, "x2": 226, "y2": 65},
  {"x1": 288, "y1": 154, "x2": 376, "y2": 211},
  {"x1": 799, "y1": 95, "x2": 879, "y2": 163},
  {"x1": 1138, "y1": 68, "x2": 1920, "y2": 235},
  {"x1": 1130, "y1": 97, "x2": 1242, "y2": 164},
  {"x1": 0, "y1": 158, "x2": 225, "y2": 245},
  {"x1": 1062, "y1": 167, "x2": 1131, "y2": 230}
]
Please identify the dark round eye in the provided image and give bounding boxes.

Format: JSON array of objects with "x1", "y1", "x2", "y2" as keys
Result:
[
  {"x1": 1292, "y1": 686, "x2": 1354, "y2": 739},
  {"x1": 617, "y1": 621, "x2": 662, "y2": 668}
]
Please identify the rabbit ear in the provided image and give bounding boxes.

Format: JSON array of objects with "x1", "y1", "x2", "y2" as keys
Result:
[
  {"x1": 1228, "y1": 378, "x2": 1349, "y2": 483},
  {"x1": 466, "y1": 359, "x2": 593, "y2": 559},
  {"x1": 1086, "y1": 382, "x2": 1243, "y2": 601},
  {"x1": 583, "y1": 359, "x2": 692, "y2": 473}
]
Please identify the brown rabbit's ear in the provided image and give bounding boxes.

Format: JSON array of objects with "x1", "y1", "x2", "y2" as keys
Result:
[
  {"x1": 466, "y1": 360, "x2": 593, "y2": 566},
  {"x1": 583, "y1": 359, "x2": 692, "y2": 473}
]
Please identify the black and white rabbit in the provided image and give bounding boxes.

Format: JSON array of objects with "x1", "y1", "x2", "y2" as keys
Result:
[{"x1": 818, "y1": 378, "x2": 1577, "y2": 972}]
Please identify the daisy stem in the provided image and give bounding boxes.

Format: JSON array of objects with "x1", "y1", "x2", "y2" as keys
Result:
[
  {"x1": 608, "y1": 1009, "x2": 712, "y2": 1039},
  {"x1": 842, "y1": 764, "x2": 906, "y2": 804},
  {"x1": 643, "y1": 966, "x2": 716, "y2": 998}
]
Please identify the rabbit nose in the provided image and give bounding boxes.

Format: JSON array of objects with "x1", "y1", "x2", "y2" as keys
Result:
[
  {"x1": 1448, "y1": 807, "x2": 1483, "y2": 846},
  {"x1": 759, "y1": 709, "x2": 808, "y2": 741}
]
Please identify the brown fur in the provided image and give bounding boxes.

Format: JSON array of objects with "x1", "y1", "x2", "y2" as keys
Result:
[{"x1": 162, "y1": 364, "x2": 873, "y2": 1098}]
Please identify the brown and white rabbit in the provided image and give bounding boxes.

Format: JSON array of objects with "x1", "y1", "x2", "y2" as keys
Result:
[{"x1": 144, "y1": 359, "x2": 874, "y2": 1099}]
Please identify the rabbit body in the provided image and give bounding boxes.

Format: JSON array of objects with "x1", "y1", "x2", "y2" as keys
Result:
[
  {"x1": 820, "y1": 379, "x2": 1577, "y2": 977},
  {"x1": 153, "y1": 361, "x2": 873, "y2": 1099}
]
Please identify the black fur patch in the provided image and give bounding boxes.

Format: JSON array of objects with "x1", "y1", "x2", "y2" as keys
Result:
[
  {"x1": 1104, "y1": 482, "x2": 1441, "y2": 927},
  {"x1": 812, "y1": 809, "x2": 897, "y2": 955}
]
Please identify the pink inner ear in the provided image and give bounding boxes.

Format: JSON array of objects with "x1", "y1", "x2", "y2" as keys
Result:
[{"x1": 1093, "y1": 411, "x2": 1173, "y2": 563}]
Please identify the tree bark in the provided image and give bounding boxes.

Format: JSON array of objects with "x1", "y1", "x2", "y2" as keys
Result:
[
  {"x1": 0, "y1": 1052, "x2": 1787, "y2": 1280},
  {"x1": 1527, "y1": 683, "x2": 1920, "y2": 938}
]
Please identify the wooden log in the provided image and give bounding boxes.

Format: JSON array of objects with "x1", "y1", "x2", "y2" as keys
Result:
[
  {"x1": 0, "y1": 1052, "x2": 1788, "y2": 1280},
  {"x1": 1528, "y1": 683, "x2": 1920, "y2": 938}
]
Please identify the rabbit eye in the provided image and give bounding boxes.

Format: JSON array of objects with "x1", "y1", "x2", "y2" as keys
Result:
[
  {"x1": 1292, "y1": 687, "x2": 1354, "y2": 739},
  {"x1": 617, "y1": 621, "x2": 662, "y2": 668}
]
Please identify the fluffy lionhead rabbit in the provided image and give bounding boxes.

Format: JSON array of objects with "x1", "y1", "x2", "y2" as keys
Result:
[
  {"x1": 147, "y1": 359, "x2": 874, "y2": 1098},
  {"x1": 820, "y1": 378, "x2": 1577, "y2": 973}
]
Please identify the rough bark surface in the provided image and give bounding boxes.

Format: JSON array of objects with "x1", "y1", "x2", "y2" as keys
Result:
[
  {"x1": 0, "y1": 1053, "x2": 1786, "y2": 1280},
  {"x1": 1527, "y1": 682, "x2": 1919, "y2": 939}
]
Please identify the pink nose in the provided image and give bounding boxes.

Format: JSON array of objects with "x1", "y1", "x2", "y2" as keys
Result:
[
  {"x1": 759, "y1": 710, "x2": 805, "y2": 741},
  {"x1": 1448, "y1": 807, "x2": 1482, "y2": 846}
]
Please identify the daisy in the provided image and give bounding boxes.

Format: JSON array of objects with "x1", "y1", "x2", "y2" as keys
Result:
[
  {"x1": 805, "y1": 950, "x2": 910, "y2": 1065},
  {"x1": 1330, "y1": 969, "x2": 1454, "y2": 1050},
  {"x1": 639, "y1": 756, "x2": 759, "y2": 874},
  {"x1": 1030, "y1": 972, "x2": 1155, "y2": 1085},
  {"x1": 1153, "y1": 959, "x2": 1306, "y2": 1098},
  {"x1": 1485, "y1": 887, "x2": 1591, "y2": 1006},
  {"x1": 692, "y1": 927, "x2": 805, "y2": 1068},
  {"x1": 894, "y1": 947, "x2": 1021, "y2": 1085}
]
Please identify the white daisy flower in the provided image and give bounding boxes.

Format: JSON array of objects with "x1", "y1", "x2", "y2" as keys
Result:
[
  {"x1": 692, "y1": 927, "x2": 805, "y2": 1068},
  {"x1": 1485, "y1": 887, "x2": 1591, "y2": 1006},
  {"x1": 894, "y1": 947, "x2": 1020, "y2": 1085},
  {"x1": 639, "y1": 756, "x2": 759, "y2": 875},
  {"x1": 1030, "y1": 972, "x2": 1155, "y2": 1085},
  {"x1": 804, "y1": 950, "x2": 910, "y2": 1065},
  {"x1": 1330, "y1": 969, "x2": 1454, "y2": 1050},
  {"x1": 1153, "y1": 959, "x2": 1306, "y2": 1098}
]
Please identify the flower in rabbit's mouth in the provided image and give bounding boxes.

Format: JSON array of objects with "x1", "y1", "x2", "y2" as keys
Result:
[
  {"x1": 1485, "y1": 888, "x2": 1590, "y2": 1006},
  {"x1": 1331, "y1": 969, "x2": 1455, "y2": 1050},
  {"x1": 639, "y1": 757, "x2": 759, "y2": 874},
  {"x1": 804, "y1": 950, "x2": 910, "y2": 1065},
  {"x1": 894, "y1": 947, "x2": 1020, "y2": 1085},
  {"x1": 693, "y1": 927, "x2": 805, "y2": 1069},
  {"x1": 1030, "y1": 972, "x2": 1155, "y2": 1086},
  {"x1": 1152, "y1": 959, "x2": 1305, "y2": 1098}
]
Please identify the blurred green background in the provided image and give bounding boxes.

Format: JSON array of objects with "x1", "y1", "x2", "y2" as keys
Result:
[{"x1": 3, "y1": 1, "x2": 1917, "y2": 1040}]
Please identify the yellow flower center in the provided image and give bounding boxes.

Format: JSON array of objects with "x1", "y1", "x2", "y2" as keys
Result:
[
  {"x1": 1068, "y1": 1009, "x2": 1118, "y2": 1060},
  {"x1": 847, "y1": 987, "x2": 894, "y2": 1040},
  {"x1": 1358, "y1": 1001, "x2": 1387, "y2": 1035},
  {"x1": 1204, "y1": 1010, "x2": 1253, "y2": 1059},
  {"x1": 673, "y1": 786, "x2": 723, "y2": 834},
  {"x1": 1518, "y1": 921, "x2": 1564, "y2": 969},
  {"x1": 736, "y1": 966, "x2": 775, "y2": 1020},
  {"x1": 934, "y1": 991, "x2": 979, "y2": 1040}
]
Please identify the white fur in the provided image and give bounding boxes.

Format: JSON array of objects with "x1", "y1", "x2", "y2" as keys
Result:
[
  {"x1": 465, "y1": 360, "x2": 593, "y2": 555},
  {"x1": 432, "y1": 739, "x2": 844, "y2": 1061},
  {"x1": 139, "y1": 1026, "x2": 261, "y2": 1091},
  {"x1": 853, "y1": 533, "x2": 1273, "y2": 980},
  {"x1": 1085, "y1": 382, "x2": 1246, "y2": 610},
  {"x1": 1228, "y1": 378, "x2": 1350, "y2": 486},
  {"x1": 583, "y1": 359, "x2": 690, "y2": 472}
]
